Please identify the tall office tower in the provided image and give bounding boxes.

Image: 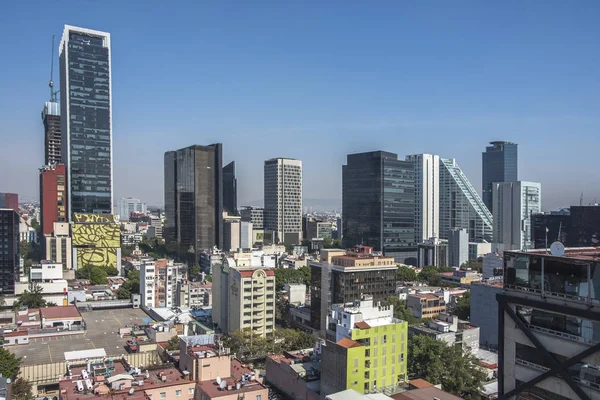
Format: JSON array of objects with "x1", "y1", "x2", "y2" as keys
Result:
[
  {"x1": 439, "y1": 158, "x2": 493, "y2": 242},
  {"x1": 343, "y1": 151, "x2": 416, "y2": 263},
  {"x1": 500, "y1": 248, "x2": 600, "y2": 400},
  {"x1": 0, "y1": 193, "x2": 18, "y2": 212},
  {"x1": 406, "y1": 154, "x2": 440, "y2": 243},
  {"x1": 448, "y1": 228, "x2": 469, "y2": 267},
  {"x1": 116, "y1": 197, "x2": 147, "y2": 221},
  {"x1": 164, "y1": 144, "x2": 223, "y2": 262},
  {"x1": 42, "y1": 102, "x2": 61, "y2": 165},
  {"x1": 223, "y1": 161, "x2": 237, "y2": 215},
  {"x1": 240, "y1": 206, "x2": 264, "y2": 229},
  {"x1": 492, "y1": 181, "x2": 542, "y2": 251},
  {"x1": 0, "y1": 209, "x2": 20, "y2": 294},
  {"x1": 568, "y1": 206, "x2": 600, "y2": 247},
  {"x1": 39, "y1": 164, "x2": 67, "y2": 236},
  {"x1": 59, "y1": 25, "x2": 113, "y2": 218},
  {"x1": 264, "y1": 158, "x2": 303, "y2": 245},
  {"x1": 482, "y1": 141, "x2": 518, "y2": 212}
]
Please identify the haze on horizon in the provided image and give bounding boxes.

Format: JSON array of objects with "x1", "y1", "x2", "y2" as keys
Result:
[{"x1": 1, "y1": 1, "x2": 599, "y2": 211}]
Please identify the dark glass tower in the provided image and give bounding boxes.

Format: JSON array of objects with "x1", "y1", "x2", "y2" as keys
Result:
[
  {"x1": 342, "y1": 151, "x2": 416, "y2": 264},
  {"x1": 42, "y1": 101, "x2": 61, "y2": 165},
  {"x1": 59, "y1": 25, "x2": 112, "y2": 218},
  {"x1": 482, "y1": 141, "x2": 518, "y2": 212},
  {"x1": 0, "y1": 209, "x2": 20, "y2": 294},
  {"x1": 223, "y1": 161, "x2": 237, "y2": 215},
  {"x1": 164, "y1": 144, "x2": 223, "y2": 263}
]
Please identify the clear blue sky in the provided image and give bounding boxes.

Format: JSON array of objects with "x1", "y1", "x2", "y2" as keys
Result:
[{"x1": 1, "y1": 1, "x2": 599, "y2": 210}]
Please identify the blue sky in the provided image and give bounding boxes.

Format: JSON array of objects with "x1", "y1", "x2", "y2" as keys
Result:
[{"x1": 1, "y1": 1, "x2": 599, "y2": 210}]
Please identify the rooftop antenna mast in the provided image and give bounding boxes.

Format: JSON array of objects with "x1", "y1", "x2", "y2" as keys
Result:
[{"x1": 49, "y1": 34, "x2": 59, "y2": 102}]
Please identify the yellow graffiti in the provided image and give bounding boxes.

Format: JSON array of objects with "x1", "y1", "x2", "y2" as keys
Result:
[
  {"x1": 72, "y1": 224, "x2": 120, "y2": 247},
  {"x1": 73, "y1": 213, "x2": 116, "y2": 224},
  {"x1": 72, "y1": 213, "x2": 120, "y2": 268},
  {"x1": 77, "y1": 248, "x2": 117, "y2": 268}
]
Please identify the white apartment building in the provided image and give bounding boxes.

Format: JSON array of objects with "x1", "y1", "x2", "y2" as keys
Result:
[
  {"x1": 117, "y1": 197, "x2": 147, "y2": 221},
  {"x1": 492, "y1": 181, "x2": 542, "y2": 251},
  {"x1": 264, "y1": 158, "x2": 303, "y2": 245},
  {"x1": 43, "y1": 222, "x2": 72, "y2": 270},
  {"x1": 406, "y1": 154, "x2": 440, "y2": 243},
  {"x1": 212, "y1": 256, "x2": 276, "y2": 337},
  {"x1": 140, "y1": 260, "x2": 156, "y2": 308}
]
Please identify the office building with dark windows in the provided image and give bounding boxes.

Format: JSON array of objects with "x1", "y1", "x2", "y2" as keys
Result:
[
  {"x1": 223, "y1": 161, "x2": 237, "y2": 215},
  {"x1": 569, "y1": 206, "x2": 600, "y2": 248},
  {"x1": 531, "y1": 210, "x2": 571, "y2": 249},
  {"x1": 59, "y1": 25, "x2": 112, "y2": 218},
  {"x1": 42, "y1": 101, "x2": 61, "y2": 165},
  {"x1": 164, "y1": 144, "x2": 223, "y2": 264},
  {"x1": 342, "y1": 151, "x2": 416, "y2": 264},
  {"x1": 482, "y1": 141, "x2": 518, "y2": 212},
  {"x1": 0, "y1": 208, "x2": 20, "y2": 294},
  {"x1": 499, "y1": 247, "x2": 600, "y2": 400}
]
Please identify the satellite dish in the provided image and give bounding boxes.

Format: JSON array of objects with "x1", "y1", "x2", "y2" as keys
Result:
[
  {"x1": 216, "y1": 376, "x2": 221, "y2": 384},
  {"x1": 550, "y1": 241, "x2": 565, "y2": 257},
  {"x1": 219, "y1": 380, "x2": 227, "y2": 389},
  {"x1": 236, "y1": 382, "x2": 241, "y2": 390},
  {"x1": 129, "y1": 388, "x2": 135, "y2": 395}
]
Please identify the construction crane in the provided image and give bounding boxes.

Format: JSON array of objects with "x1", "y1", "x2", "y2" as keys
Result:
[{"x1": 49, "y1": 34, "x2": 59, "y2": 102}]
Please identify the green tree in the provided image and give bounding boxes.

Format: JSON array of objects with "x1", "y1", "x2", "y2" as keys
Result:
[
  {"x1": 396, "y1": 266, "x2": 418, "y2": 282},
  {"x1": 89, "y1": 266, "x2": 108, "y2": 285},
  {"x1": 46, "y1": 302, "x2": 58, "y2": 307},
  {"x1": 105, "y1": 266, "x2": 119, "y2": 276},
  {"x1": 15, "y1": 284, "x2": 47, "y2": 308},
  {"x1": 461, "y1": 260, "x2": 483, "y2": 272},
  {"x1": 166, "y1": 335, "x2": 179, "y2": 351},
  {"x1": 418, "y1": 266, "x2": 446, "y2": 286},
  {"x1": 455, "y1": 292, "x2": 471, "y2": 320},
  {"x1": 11, "y1": 377, "x2": 33, "y2": 400},
  {"x1": 223, "y1": 328, "x2": 314, "y2": 363},
  {"x1": 117, "y1": 269, "x2": 140, "y2": 298},
  {"x1": 0, "y1": 294, "x2": 5, "y2": 307},
  {"x1": 116, "y1": 287, "x2": 131, "y2": 300},
  {"x1": 383, "y1": 296, "x2": 420, "y2": 325},
  {"x1": 189, "y1": 264, "x2": 201, "y2": 281},
  {"x1": 408, "y1": 335, "x2": 485, "y2": 398},
  {"x1": 0, "y1": 348, "x2": 21, "y2": 379},
  {"x1": 274, "y1": 267, "x2": 310, "y2": 291}
]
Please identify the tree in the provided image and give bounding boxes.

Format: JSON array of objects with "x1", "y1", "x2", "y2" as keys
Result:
[
  {"x1": 383, "y1": 296, "x2": 420, "y2": 325},
  {"x1": 189, "y1": 264, "x2": 201, "y2": 281},
  {"x1": 0, "y1": 294, "x2": 5, "y2": 307},
  {"x1": 89, "y1": 266, "x2": 108, "y2": 285},
  {"x1": 223, "y1": 328, "x2": 315, "y2": 363},
  {"x1": 461, "y1": 260, "x2": 482, "y2": 272},
  {"x1": 116, "y1": 287, "x2": 131, "y2": 300},
  {"x1": 105, "y1": 266, "x2": 119, "y2": 276},
  {"x1": 396, "y1": 266, "x2": 418, "y2": 282},
  {"x1": 46, "y1": 302, "x2": 58, "y2": 307},
  {"x1": 15, "y1": 284, "x2": 46, "y2": 309},
  {"x1": 455, "y1": 292, "x2": 471, "y2": 320},
  {"x1": 274, "y1": 267, "x2": 310, "y2": 291},
  {"x1": 0, "y1": 348, "x2": 21, "y2": 379},
  {"x1": 408, "y1": 335, "x2": 485, "y2": 398},
  {"x1": 11, "y1": 377, "x2": 33, "y2": 400},
  {"x1": 418, "y1": 266, "x2": 445, "y2": 286},
  {"x1": 166, "y1": 335, "x2": 179, "y2": 351}
]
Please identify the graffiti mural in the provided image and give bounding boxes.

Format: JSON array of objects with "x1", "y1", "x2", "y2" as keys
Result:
[{"x1": 72, "y1": 213, "x2": 120, "y2": 269}]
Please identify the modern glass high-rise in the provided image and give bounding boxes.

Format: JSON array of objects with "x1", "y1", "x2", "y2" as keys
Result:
[
  {"x1": 164, "y1": 144, "x2": 223, "y2": 263},
  {"x1": 406, "y1": 154, "x2": 440, "y2": 243},
  {"x1": 439, "y1": 158, "x2": 493, "y2": 242},
  {"x1": 59, "y1": 25, "x2": 112, "y2": 218},
  {"x1": 482, "y1": 141, "x2": 518, "y2": 212},
  {"x1": 223, "y1": 161, "x2": 237, "y2": 215},
  {"x1": 342, "y1": 151, "x2": 416, "y2": 264}
]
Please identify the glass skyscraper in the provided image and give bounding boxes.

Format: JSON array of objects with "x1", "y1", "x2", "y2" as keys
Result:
[
  {"x1": 482, "y1": 141, "x2": 518, "y2": 212},
  {"x1": 223, "y1": 161, "x2": 237, "y2": 215},
  {"x1": 59, "y1": 25, "x2": 112, "y2": 218},
  {"x1": 342, "y1": 151, "x2": 416, "y2": 264}
]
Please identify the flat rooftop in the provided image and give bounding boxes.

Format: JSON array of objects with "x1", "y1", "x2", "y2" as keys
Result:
[
  {"x1": 198, "y1": 359, "x2": 266, "y2": 398},
  {"x1": 511, "y1": 246, "x2": 600, "y2": 261}
]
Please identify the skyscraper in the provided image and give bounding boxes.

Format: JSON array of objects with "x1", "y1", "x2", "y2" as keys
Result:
[
  {"x1": 42, "y1": 101, "x2": 61, "y2": 165},
  {"x1": 406, "y1": 154, "x2": 440, "y2": 243},
  {"x1": 0, "y1": 208, "x2": 20, "y2": 294},
  {"x1": 264, "y1": 158, "x2": 302, "y2": 245},
  {"x1": 39, "y1": 164, "x2": 67, "y2": 236},
  {"x1": 439, "y1": 158, "x2": 493, "y2": 242},
  {"x1": 164, "y1": 144, "x2": 223, "y2": 262},
  {"x1": 482, "y1": 141, "x2": 518, "y2": 212},
  {"x1": 492, "y1": 181, "x2": 541, "y2": 251},
  {"x1": 59, "y1": 25, "x2": 113, "y2": 218},
  {"x1": 223, "y1": 161, "x2": 237, "y2": 215},
  {"x1": 342, "y1": 151, "x2": 416, "y2": 263}
]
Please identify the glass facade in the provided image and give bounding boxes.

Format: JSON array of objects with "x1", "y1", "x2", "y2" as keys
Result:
[
  {"x1": 60, "y1": 26, "x2": 112, "y2": 217},
  {"x1": 342, "y1": 151, "x2": 416, "y2": 263},
  {"x1": 531, "y1": 213, "x2": 571, "y2": 249},
  {"x1": 482, "y1": 141, "x2": 518, "y2": 212},
  {"x1": 0, "y1": 209, "x2": 19, "y2": 294},
  {"x1": 223, "y1": 161, "x2": 237, "y2": 215}
]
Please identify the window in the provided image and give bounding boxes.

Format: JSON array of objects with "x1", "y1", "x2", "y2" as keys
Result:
[
  {"x1": 374, "y1": 358, "x2": 378, "y2": 367},
  {"x1": 176, "y1": 390, "x2": 182, "y2": 396},
  {"x1": 354, "y1": 358, "x2": 358, "y2": 367},
  {"x1": 374, "y1": 347, "x2": 378, "y2": 357},
  {"x1": 383, "y1": 335, "x2": 387, "y2": 343},
  {"x1": 160, "y1": 393, "x2": 166, "y2": 398},
  {"x1": 257, "y1": 396, "x2": 262, "y2": 400},
  {"x1": 392, "y1": 344, "x2": 396, "y2": 353},
  {"x1": 383, "y1": 356, "x2": 386, "y2": 364},
  {"x1": 188, "y1": 388, "x2": 195, "y2": 394}
]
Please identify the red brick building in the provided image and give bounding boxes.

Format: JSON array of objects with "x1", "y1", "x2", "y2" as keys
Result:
[{"x1": 40, "y1": 164, "x2": 66, "y2": 235}]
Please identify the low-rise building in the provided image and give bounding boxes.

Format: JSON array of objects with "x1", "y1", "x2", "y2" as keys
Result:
[
  {"x1": 265, "y1": 349, "x2": 320, "y2": 400},
  {"x1": 406, "y1": 293, "x2": 446, "y2": 319},
  {"x1": 470, "y1": 280, "x2": 503, "y2": 348},
  {"x1": 285, "y1": 283, "x2": 307, "y2": 306},
  {"x1": 437, "y1": 270, "x2": 482, "y2": 287},
  {"x1": 407, "y1": 313, "x2": 480, "y2": 353},
  {"x1": 176, "y1": 280, "x2": 213, "y2": 308}
]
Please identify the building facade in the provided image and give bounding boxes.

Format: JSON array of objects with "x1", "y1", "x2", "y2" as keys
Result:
[
  {"x1": 568, "y1": 206, "x2": 600, "y2": 248},
  {"x1": 42, "y1": 101, "x2": 61, "y2": 165},
  {"x1": 470, "y1": 281, "x2": 503, "y2": 347},
  {"x1": 531, "y1": 211, "x2": 571, "y2": 249},
  {"x1": 40, "y1": 163, "x2": 67, "y2": 236},
  {"x1": 240, "y1": 206, "x2": 264, "y2": 229},
  {"x1": 320, "y1": 297, "x2": 409, "y2": 396},
  {"x1": 264, "y1": 158, "x2": 303, "y2": 245},
  {"x1": 482, "y1": 141, "x2": 518, "y2": 212},
  {"x1": 71, "y1": 213, "x2": 121, "y2": 270},
  {"x1": 164, "y1": 144, "x2": 223, "y2": 262},
  {"x1": 406, "y1": 154, "x2": 440, "y2": 243},
  {"x1": 43, "y1": 222, "x2": 72, "y2": 270},
  {"x1": 223, "y1": 161, "x2": 237, "y2": 215},
  {"x1": 342, "y1": 151, "x2": 417, "y2": 264},
  {"x1": 439, "y1": 158, "x2": 493, "y2": 242},
  {"x1": 59, "y1": 25, "x2": 113, "y2": 217},
  {"x1": 116, "y1": 197, "x2": 147, "y2": 221},
  {"x1": 448, "y1": 228, "x2": 469, "y2": 268},
  {"x1": 499, "y1": 248, "x2": 600, "y2": 400},
  {"x1": 0, "y1": 193, "x2": 18, "y2": 212},
  {"x1": 0, "y1": 209, "x2": 20, "y2": 294},
  {"x1": 492, "y1": 181, "x2": 542, "y2": 251}
]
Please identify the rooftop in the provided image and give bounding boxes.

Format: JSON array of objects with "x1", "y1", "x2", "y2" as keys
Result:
[
  {"x1": 391, "y1": 387, "x2": 462, "y2": 400},
  {"x1": 336, "y1": 337, "x2": 363, "y2": 349},
  {"x1": 408, "y1": 379, "x2": 434, "y2": 389},
  {"x1": 509, "y1": 246, "x2": 600, "y2": 261},
  {"x1": 198, "y1": 359, "x2": 266, "y2": 398}
]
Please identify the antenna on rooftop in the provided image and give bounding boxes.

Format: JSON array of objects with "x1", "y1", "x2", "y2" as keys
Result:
[{"x1": 49, "y1": 34, "x2": 59, "y2": 102}]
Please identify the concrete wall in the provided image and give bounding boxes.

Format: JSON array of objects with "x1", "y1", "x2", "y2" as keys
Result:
[
  {"x1": 470, "y1": 283, "x2": 502, "y2": 347},
  {"x1": 145, "y1": 381, "x2": 196, "y2": 400},
  {"x1": 265, "y1": 357, "x2": 320, "y2": 400}
]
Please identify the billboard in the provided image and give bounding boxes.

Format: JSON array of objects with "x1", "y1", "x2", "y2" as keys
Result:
[{"x1": 72, "y1": 213, "x2": 121, "y2": 269}]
